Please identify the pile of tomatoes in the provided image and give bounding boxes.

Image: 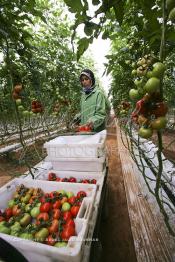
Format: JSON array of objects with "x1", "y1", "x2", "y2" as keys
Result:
[
  {"x1": 0, "y1": 184, "x2": 87, "y2": 247},
  {"x1": 130, "y1": 54, "x2": 168, "y2": 139},
  {"x1": 48, "y1": 172, "x2": 97, "y2": 184}
]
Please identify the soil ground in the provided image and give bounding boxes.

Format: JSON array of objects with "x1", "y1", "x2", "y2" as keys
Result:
[{"x1": 99, "y1": 125, "x2": 137, "y2": 262}]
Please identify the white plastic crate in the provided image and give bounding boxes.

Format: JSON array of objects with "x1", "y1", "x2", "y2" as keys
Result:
[
  {"x1": 32, "y1": 169, "x2": 106, "y2": 208},
  {"x1": 0, "y1": 178, "x2": 97, "y2": 262},
  {"x1": 21, "y1": 160, "x2": 52, "y2": 178},
  {"x1": 44, "y1": 130, "x2": 107, "y2": 158},
  {"x1": 46, "y1": 155, "x2": 106, "y2": 172}
]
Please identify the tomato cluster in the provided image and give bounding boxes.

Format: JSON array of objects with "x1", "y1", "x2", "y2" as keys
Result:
[
  {"x1": 48, "y1": 172, "x2": 97, "y2": 184},
  {"x1": 118, "y1": 101, "x2": 131, "y2": 116},
  {"x1": 31, "y1": 100, "x2": 43, "y2": 113},
  {"x1": 0, "y1": 184, "x2": 87, "y2": 246},
  {"x1": 130, "y1": 55, "x2": 168, "y2": 139}
]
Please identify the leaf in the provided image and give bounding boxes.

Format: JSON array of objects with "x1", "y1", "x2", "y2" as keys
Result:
[
  {"x1": 166, "y1": 30, "x2": 175, "y2": 42},
  {"x1": 92, "y1": 0, "x2": 100, "y2": 5},
  {"x1": 113, "y1": 1, "x2": 125, "y2": 26},
  {"x1": 77, "y1": 37, "x2": 90, "y2": 61},
  {"x1": 64, "y1": 0, "x2": 83, "y2": 13},
  {"x1": 84, "y1": 21, "x2": 98, "y2": 36},
  {"x1": 102, "y1": 30, "x2": 109, "y2": 39}
]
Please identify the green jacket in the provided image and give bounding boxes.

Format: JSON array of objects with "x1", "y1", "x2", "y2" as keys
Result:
[{"x1": 80, "y1": 86, "x2": 110, "y2": 132}]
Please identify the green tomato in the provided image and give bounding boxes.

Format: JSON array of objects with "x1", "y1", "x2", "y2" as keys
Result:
[
  {"x1": 8, "y1": 199, "x2": 16, "y2": 208},
  {"x1": 138, "y1": 127, "x2": 153, "y2": 139},
  {"x1": 54, "y1": 242, "x2": 67, "y2": 248},
  {"x1": 66, "y1": 191, "x2": 74, "y2": 198},
  {"x1": 0, "y1": 226, "x2": 11, "y2": 234},
  {"x1": 131, "y1": 69, "x2": 137, "y2": 76},
  {"x1": 30, "y1": 206, "x2": 40, "y2": 218},
  {"x1": 20, "y1": 233, "x2": 34, "y2": 240},
  {"x1": 129, "y1": 89, "x2": 140, "y2": 101},
  {"x1": 144, "y1": 77, "x2": 160, "y2": 94},
  {"x1": 151, "y1": 117, "x2": 167, "y2": 130},
  {"x1": 20, "y1": 213, "x2": 31, "y2": 226},
  {"x1": 11, "y1": 229, "x2": 20, "y2": 237},
  {"x1": 61, "y1": 202, "x2": 71, "y2": 212},
  {"x1": 18, "y1": 105, "x2": 24, "y2": 111},
  {"x1": 35, "y1": 228, "x2": 49, "y2": 242},
  {"x1": 22, "y1": 110, "x2": 30, "y2": 117},
  {"x1": 16, "y1": 99, "x2": 22, "y2": 105},
  {"x1": 11, "y1": 222, "x2": 21, "y2": 231},
  {"x1": 0, "y1": 221, "x2": 6, "y2": 228},
  {"x1": 146, "y1": 71, "x2": 153, "y2": 78},
  {"x1": 25, "y1": 203, "x2": 32, "y2": 212},
  {"x1": 21, "y1": 193, "x2": 31, "y2": 204},
  {"x1": 57, "y1": 190, "x2": 66, "y2": 196},
  {"x1": 152, "y1": 62, "x2": 166, "y2": 78}
]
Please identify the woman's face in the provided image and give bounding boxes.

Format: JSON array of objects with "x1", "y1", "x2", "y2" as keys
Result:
[{"x1": 80, "y1": 75, "x2": 92, "y2": 88}]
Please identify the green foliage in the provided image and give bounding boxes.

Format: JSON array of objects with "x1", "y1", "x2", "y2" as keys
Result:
[{"x1": 0, "y1": 0, "x2": 95, "y2": 127}]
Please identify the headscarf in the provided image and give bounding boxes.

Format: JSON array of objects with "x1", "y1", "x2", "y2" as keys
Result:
[{"x1": 80, "y1": 69, "x2": 96, "y2": 94}]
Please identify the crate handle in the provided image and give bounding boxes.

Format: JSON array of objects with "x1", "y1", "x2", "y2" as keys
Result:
[{"x1": 84, "y1": 202, "x2": 92, "y2": 220}]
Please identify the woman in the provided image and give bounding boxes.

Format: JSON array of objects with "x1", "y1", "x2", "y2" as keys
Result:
[{"x1": 74, "y1": 69, "x2": 110, "y2": 132}]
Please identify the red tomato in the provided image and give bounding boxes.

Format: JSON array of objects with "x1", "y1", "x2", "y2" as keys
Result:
[
  {"x1": 12, "y1": 205, "x2": 21, "y2": 216},
  {"x1": 83, "y1": 125, "x2": 91, "y2": 132},
  {"x1": 78, "y1": 126, "x2": 85, "y2": 132},
  {"x1": 4, "y1": 208, "x2": 13, "y2": 219},
  {"x1": 49, "y1": 191, "x2": 58, "y2": 199},
  {"x1": 36, "y1": 212, "x2": 49, "y2": 225},
  {"x1": 48, "y1": 172, "x2": 57, "y2": 181},
  {"x1": 70, "y1": 206, "x2": 80, "y2": 218},
  {"x1": 52, "y1": 200, "x2": 61, "y2": 209},
  {"x1": 131, "y1": 111, "x2": 138, "y2": 123},
  {"x1": 77, "y1": 191, "x2": 87, "y2": 199},
  {"x1": 75, "y1": 200, "x2": 82, "y2": 207},
  {"x1": 64, "y1": 219, "x2": 75, "y2": 228},
  {"x1": 48, "y1": 219, "x2": 59, "y2": 234},
  {"x1": 45, "y1": 234, "x2": 57, "y2": 246},
  {"x1": 135, "y1": 99, "x2": 146, "y2": 115},
  {"x1": 40, "y1": 203, "x2": 51, "y2": 213},
  {"x1": 56, "y1": 177, "x2": 61, "y2": 182},
  {"x1": 52, "y1": 209, "x2": 61, "y2": 220},
  {"x1": 60, "y1": 178, "x2": 69, "y2": 182},
  {"x1": 61, "y1": 226, "x2": 75, "y2": 241},
  {"x1": 151, "y1": 102, "x2": 168, "y2": 117},
  {"x1": 82, "y1": 179, "x2": 89, "y2": 184},
  {"x1": 68, "y1": 196, "x2": 77, "y2": 206},
  {"x1": 29, "y1": 195, "x2": 38, "y2": 204},
  {"x1": 91, "y1": 179, "x2": 97, "y2": 184},
  {"x1": 39, "y1": 196, "x2": 46, "y2": 203},
  {"x1": 60, "y1": 197, "x2": 68, "y2": 205},
  {"x1": 68, "y1": 177, "x2": 77, "y2": 183},
  {"x1": 62, "y1": 211, "x2": 72, "y2": 222}
]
